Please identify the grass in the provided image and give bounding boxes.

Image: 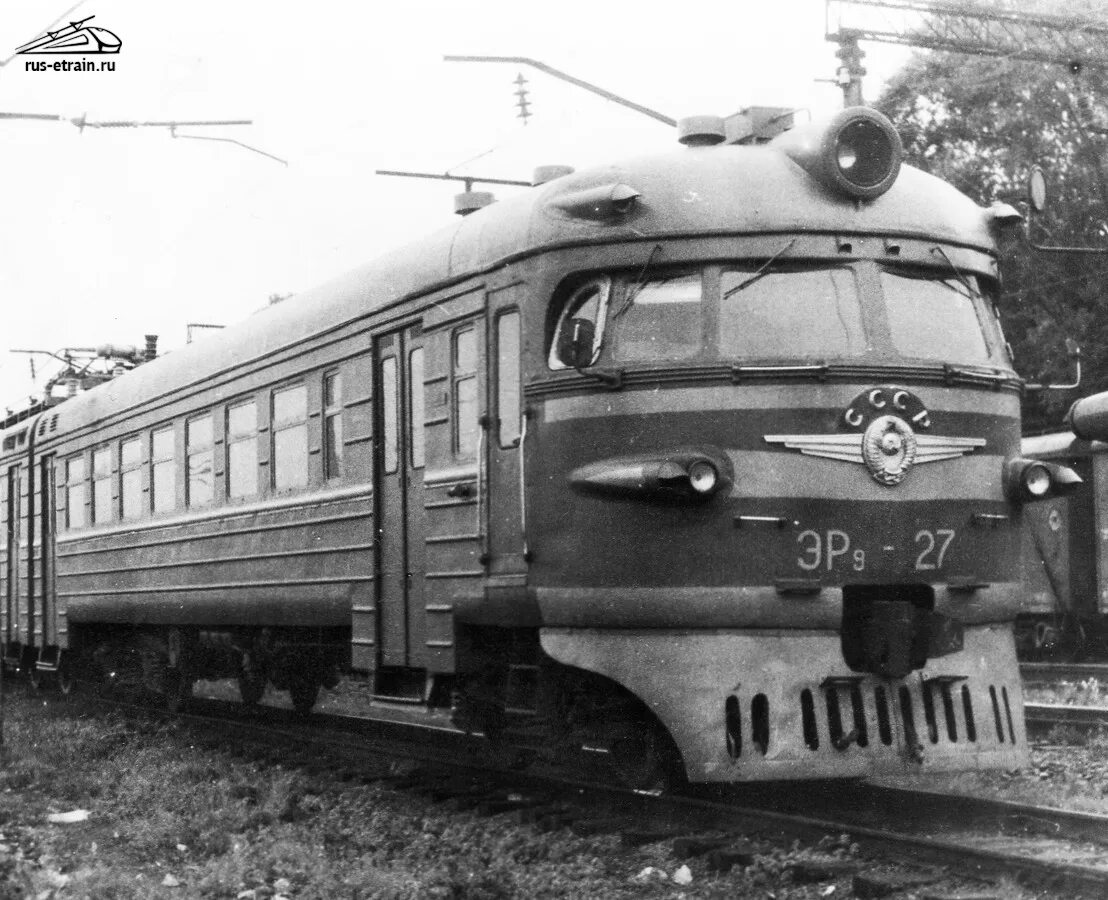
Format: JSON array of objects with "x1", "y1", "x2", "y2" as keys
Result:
[{"x1": 0, "y1": 692, "x2": 527, "y2": 898}]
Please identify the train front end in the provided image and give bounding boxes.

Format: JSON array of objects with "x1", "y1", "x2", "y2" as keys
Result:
[{"x1": 527, "y1": 108, "x2": 1045, "y2": 781}]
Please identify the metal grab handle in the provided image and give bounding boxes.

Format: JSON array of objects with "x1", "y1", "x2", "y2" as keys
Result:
[
  {"x1": 476, "y1": 423, "x2": 487, "y2": 566},
  {"x1": 519, "y1": 408, "x2": 530, "y2": 562}
]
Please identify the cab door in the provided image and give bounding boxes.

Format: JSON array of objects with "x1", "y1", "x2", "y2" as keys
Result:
[
  {"x1": 374, "y1": 324, "x2": 427, "y2": 668},
  {"x1": 487, "y1": 294, "x2": 526, "y2": 574}
]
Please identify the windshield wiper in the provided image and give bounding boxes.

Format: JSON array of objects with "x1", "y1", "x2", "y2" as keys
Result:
[
  {"x1": 928, "y1": 246, "x2": 981, "y2": 299},
  {"x1": 722, "y1": 238, "x2": 798, "y2": 298},
  {"x1": 613, "y1": 244, "x2": 663, "y2": 319}
]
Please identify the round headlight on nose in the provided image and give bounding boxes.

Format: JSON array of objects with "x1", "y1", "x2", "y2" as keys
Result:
[{"x1": 688, "y1": 460, "x2": 719, "y2": 495}]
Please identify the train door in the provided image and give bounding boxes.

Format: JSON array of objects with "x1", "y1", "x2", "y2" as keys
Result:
[
  {"x1": 39, "y1": 456, "x2": 57, "y2": 648},
  {"x1": 374, "y1": 324, "x2": 427, "y2": 670},
  {"x1": 487, "y1": 294, "x2": 527, "y2": 573},
  {"x1": 5, "y1": 465, "x2": 20, "y2": 652}
]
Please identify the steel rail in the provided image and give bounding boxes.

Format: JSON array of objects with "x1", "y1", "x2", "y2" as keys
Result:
[
  {"x1": 1024, "y1": 701, "x2": 1108, "y2": 728},
  {"x1": 1021, "y1": 662, "x2": 1108, "y2": 683}
]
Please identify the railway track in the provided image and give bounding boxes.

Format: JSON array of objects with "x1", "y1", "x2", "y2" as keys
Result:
[{"x1": 50, "y1": 681, "x2": 1108, "y2": 898}]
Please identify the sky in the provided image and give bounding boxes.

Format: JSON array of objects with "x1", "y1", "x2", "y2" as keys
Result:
[{"x1": 0, "y1": 0, "x2": 912, "y2": 414}]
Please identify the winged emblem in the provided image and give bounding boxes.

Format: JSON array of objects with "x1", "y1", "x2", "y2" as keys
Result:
[{"x1": 765, "y1": 387, "x2": 986, "y2": 486}]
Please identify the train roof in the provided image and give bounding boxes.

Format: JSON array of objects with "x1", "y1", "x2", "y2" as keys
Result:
[{"x1": 11, "y1": 133, "x2": 1001, "y2": 445}]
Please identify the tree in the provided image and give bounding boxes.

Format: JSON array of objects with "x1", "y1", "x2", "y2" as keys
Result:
[{"x1": 876, "y1": 28, "x2": 1108, "y2": 433}]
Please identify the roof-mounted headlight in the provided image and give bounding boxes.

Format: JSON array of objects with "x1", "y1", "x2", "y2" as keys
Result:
[{"x1": 772, "y1": 106, "x2": 903, "y2": 201}]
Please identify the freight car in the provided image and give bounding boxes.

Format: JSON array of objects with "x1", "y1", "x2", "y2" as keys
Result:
[{"x1": 0, "y1": 105, "x2": 1053, "y2": 786}]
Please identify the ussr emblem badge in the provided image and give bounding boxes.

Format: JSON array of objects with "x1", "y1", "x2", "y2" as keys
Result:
[{"x1": 764, "y1": 387, "x2": 985, "y2": 486}]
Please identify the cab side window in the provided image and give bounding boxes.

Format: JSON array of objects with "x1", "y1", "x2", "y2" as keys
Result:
[
  {"x1": 548, "y1": 276, "x2": 611, "y2": 369},
  {"x1": 496, "y1": 310, "x2": 521, "y2": 447}
]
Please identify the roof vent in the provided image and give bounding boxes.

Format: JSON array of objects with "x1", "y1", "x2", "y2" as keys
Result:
[
  {"x1": 454, "y1": 190, "x2": 495, "y2": 216},
  {"x1": 677, "y1": 115, "x2": 726, "y2": 147},
  {"x1": 532, "y1": 165, "x2": 575, "y2": 185}
]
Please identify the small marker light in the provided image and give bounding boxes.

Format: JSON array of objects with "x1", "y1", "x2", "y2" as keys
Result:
[
  {"x1": 688, "y1": 460, "x2": 719, "y2": 495},
  {"x1": 1023, "y1": 464, "x2": 1051, "y2": 497}
]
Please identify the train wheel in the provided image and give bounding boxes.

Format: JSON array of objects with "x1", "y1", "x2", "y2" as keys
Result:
[
  {"x1": 289, "y1": 678, "x2": 319, "y2": 716},
  {"x1": 608, "y1": 724, "x2": 683, "y2": 793},
  {"x1": 238, "y1": 673, "x2": 266, "y2": 706}
]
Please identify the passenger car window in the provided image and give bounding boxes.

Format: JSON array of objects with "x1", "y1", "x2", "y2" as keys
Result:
[
  {"x1": 120, "y1": 437, "x2": 143, "y2": 520},
  {"x1": 720, "y1": 267, "x2": 865, "y2": 359},
  {"x1": 273, "y1": 385, "x2": 308, "y2": 491},
  {"x1": 548, "y1": 277, "x2": 611, "y2": 369},
  {"x1": 324, "y1": 373, "x2": 344, "y2": 480},
  {"x1": 612, "y1": 274, "x2": 703, "y2": 362},
  {"x1": 65, "y1": 456, "x2": 86, "y2": 529},
  {"x1": 187, "y1": 415, "x2": 214, "y2": 508},
  {"x1": 92, "y1": 446, "x2": 112, "y2": 524},
  {"x1": 227, "y1": 401, "x2": 258, "y2": 499},
  {"x1": 151, "y1": 427, "x2": 175, "y2": 513}
]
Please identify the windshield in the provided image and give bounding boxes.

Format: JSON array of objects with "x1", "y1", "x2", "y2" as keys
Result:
[
  {"x1": 880, "y1": 269, "x2": 990, "y2": 364},
  {"x1": 719, "y1": 267, "x2": 866, "y2": 359},
  {"x1": 548, "y1": 259, "x2": 1001, "y2": 371},
  {"x1": 612, "y1": 274, "x2": 703, "y2": 362}
]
